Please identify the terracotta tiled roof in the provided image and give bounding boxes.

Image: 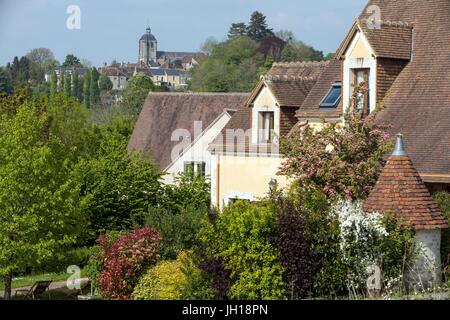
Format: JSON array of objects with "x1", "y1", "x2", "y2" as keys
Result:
[
  {"x1": 293, "y1": 0, "x2": 450, "y2": 180},
  {"x1": 295, "y1": 59, "x2": 343, "y2": 118},
  {"x1": 358, "y1": 20, "x2": 412, "y2": 60},
  {"x1": 210, "y1": 62, "x2": 327, "y2": 154},
  {"x1": 127, "y1": 92, "x2": 249, "y2": 169},
  {"x1": 267, "y1": 61, "x2": 329, "y2": 79},
  {"x1": 363, "y1": 135, "x2": 448, "y2": 230}
]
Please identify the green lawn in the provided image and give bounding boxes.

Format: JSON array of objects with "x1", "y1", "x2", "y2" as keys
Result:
[{"x1": 0, "y1": 269, "x2": 87, "y2": 290}]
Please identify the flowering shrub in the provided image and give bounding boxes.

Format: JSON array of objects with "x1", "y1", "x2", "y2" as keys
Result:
[
  {"x1": 280, "y1": 111, "x2": 392, "y2": 201},
  {"x1": 96, "y1": 226, "x2": 161, "y2": 300},
  {"x1": 270, "y1": 199, "x2": 322, "y2": 299},
  {"x1": 331, "y1": 200, "x2": 415, "y2": 296}
]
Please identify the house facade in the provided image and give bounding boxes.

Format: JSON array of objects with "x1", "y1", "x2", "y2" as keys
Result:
[
  {"x1": 127, "y1": 92, "x2": 249, "y2": 183},
  {"x1": 208, "y1": 62, "x2": 328, "y2": 208},
  {"x1": 210, "y1": 0, "x2": 450, "y2": 209}
]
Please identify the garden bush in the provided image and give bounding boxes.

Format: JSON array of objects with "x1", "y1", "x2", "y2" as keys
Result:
[
  {"x1": 132, "y1": 259, "x2": 186, "y2": 300},
  {"x1": 96, "y1": 226, "x2": 161, "y2": 300},
  {"x1": 198, "y1": 201, "x2": 285, "y2": 300},
  {"x1": 433, "y1": 191, "x2": 450, "y2": 271},
  {"x1": 179, "y1": 250, "x2": 218, "y2": 300},
  {"x1": 280, "y1": 110, "x2": 392, "y2": 201},
  {"x1": 270, "y1": 199, "x2": 322, "y2": 299},
  {"x1": 145, "y1": 204, "x2": 207, "y2": 260},
  {"x1": 331, "y1": 199, "x2": 415, "y2": 297}
]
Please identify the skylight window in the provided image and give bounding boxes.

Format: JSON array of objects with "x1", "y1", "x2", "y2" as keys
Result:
[{"x1": 320, "y1": 82, "x2": 341, "y2": 108}]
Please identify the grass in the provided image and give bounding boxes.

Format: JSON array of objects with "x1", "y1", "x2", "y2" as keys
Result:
[{"x1": 0, "y1": 268, "x2": 87, "y2": 291}]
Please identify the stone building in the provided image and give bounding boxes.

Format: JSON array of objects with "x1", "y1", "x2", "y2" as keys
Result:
[
  {"x1": 363, "y1": 134, "x2": 448, "y2": 289},
  {"x1": 138, "y1": 27, "x2": 158, "y2": 65}
]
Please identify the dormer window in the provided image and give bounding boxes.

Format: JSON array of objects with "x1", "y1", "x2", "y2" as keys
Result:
[{"x1": 320, "y1": 82, "x2": 342, "y2": 108}]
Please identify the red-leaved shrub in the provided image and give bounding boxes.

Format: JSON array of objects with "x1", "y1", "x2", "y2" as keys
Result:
[{"x1": 97, "y1": 226, "x2": 162, "y2": 300}]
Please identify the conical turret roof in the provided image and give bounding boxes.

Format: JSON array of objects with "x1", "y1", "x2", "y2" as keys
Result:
[{"x1": 363, "y1": 134, "x2": 448, "y2": 230}]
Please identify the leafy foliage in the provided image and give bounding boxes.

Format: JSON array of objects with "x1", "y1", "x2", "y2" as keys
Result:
[
  {"x1": 132, "y1": 257, "x2": 186, "y2": 300},
  {"x1": 76, "y1": 128, "x2": 161, "y2": 241},
  {"x1": 179, "y1": 250, "x2": 218, "y2": 300},
  {"x1": 331, "y1": 200, "x2": 415, "y2": 296},
  {"x1": 270, "y1": 199, "x2": 322, "y2": 299},
  {"x1": 280, "y1": 111, "x2": 393, "y2": 201},
  {"x1": 122, "y1": 72, "x2": 154, "y2": 117},
  {"x1": 99, "y1": 73, "x2": 113, "y2": 92},
  {"x1": 246, "y1": 11, "x2": 274, "y2": 41},
  {"x1": 189, "y1": 36, "x2": 264, "y2": 92},
  {"x1": 0, "y1": 67, "x2": 13, "y2": 94},
  {"x1": 198, "y1": 201, "x2": 285, "y2": 300},
  {"x1": 0, "y1": 101, "x2": 87, "y2": 298},
  {"x1": 433, "y1": 192, "x2": 450, "y2": 270},
  {"x1": 62, "y1": 54, "x2": 82, "y2": 68},
  {"x1": 96, "y1": 227, "x2": 161, "y2": 300},
  {"x1": 280, "y1": 40, "x2": 324, "y2": 62}
]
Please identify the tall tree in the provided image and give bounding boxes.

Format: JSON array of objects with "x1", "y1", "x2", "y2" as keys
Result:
[
  {"x1": 190, "y1": 36, "x2": 264, "y2": 92},
  {"x1": 83, "y1": 69, "x2": 91, "y2": 108},
  {"x1": 99, "y1": 73, "x2": 113, "y2": 92},
  {"x1": 26, "y1": 48, "x2": 58, "y2": 83},
  {"x1": 71, "y1": 70, "x2": 79, "y2": 98},
  {"x1": 280, "y1": 40, "x2": 324, "y2": 62},
  {"x1": 0, "y1": 68, "x2": 13, "y2": 94},
  {"x1": 0, "y1": 98, "x2": 87, "y2": 299},
  {"x1": 49, "y1": 70, "x2": 57, "y2": 97},
  {"x1": 59, "y1": 71, "x2": 65, "y2": 93},
  {"x1": 122, "y1": 72, "x2": 155, "y2": 116},
  {"x1": 62, "y1": 54, "x2": 82, "y2": 68},
  {"x1": 64, "y1": 72, "x2": 71, "y2": 96},
  {"x1": 89, "y1": 68, "x2": 100, "y2": 106},
  {"x1": 246, "y1": 11, "x2": 274, "y2": 41},
  {"x1": 228, "y1": 22, "x2": 247, "y2": 39}
]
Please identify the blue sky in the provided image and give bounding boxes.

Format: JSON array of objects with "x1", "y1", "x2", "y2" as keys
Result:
[{"x1": 0, "y1": 0, "x2": 367, "y2": 67}]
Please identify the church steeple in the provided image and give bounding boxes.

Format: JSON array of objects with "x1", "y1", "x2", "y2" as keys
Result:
[{"x1": 139, "y1": 26, "x2": 157, "y2": 65}]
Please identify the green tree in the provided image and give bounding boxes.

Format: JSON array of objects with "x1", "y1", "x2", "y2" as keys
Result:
[
  {"x1": 64, "y1": 71, "x2": 71, "y2": 96},
  {"x1": 228, "y1": 22, "x2": 247, "y2": 39},
  {"x1": 280, "y1": 40, "x2": 324, "y2": 62},
  {"x1": 8, "y1": 56, "x2": 31, "y2": 88},
  {"x1": 280, "y1": 111, "x2": 393, "y2": 201},
  {"x1": 190, "y1": 36, "x2": 264, "y2": 92},
  {"x1": 83, "y1": 69, "x2": 91, "y2": 108},
  {"x1": 59, "y1": 70, "x2": 65, "y2": 93},
  {"x1": 26, "y1": 48, "x2": 58, "y2": 84},
  {"x1": 49, "y1": 70, "x2": 57, "y2": 97},
  {"x1": 76, "y1": 126, "x2": 162, "y2": 241},
  {"x1": 71, "y1": 70, "x2": 79, "y2": 98},
  {"x1": 89, "y1": 68, "x2": 100, "y2": 106},
  {"x1": 0, "y1": 102, "x2": 87, "y2": 299},
  {"x1": 246, "y1": 11, "x2": 274, "y2": 41},
  {"x1": 122, "y1": 72, "x2": 155, "y2": 116},
  {"x1": 62, "y1": 54, "x2": 82, "y2": 67},
  {"x1": 0, "y1": 67, "x2": 13, "y2": 94},
  {"x1": 99, "y1": 73, "x2": 113, "y2": 92}
]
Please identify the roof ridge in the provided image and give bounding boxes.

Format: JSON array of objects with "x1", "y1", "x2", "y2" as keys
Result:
[
  {"x1": 358, "y1": 18, "x2": 413, "y2": 28},
  {"x1": 272, "y1": 60, "x2": 329, "y2": 67},
  {"x1": 147, "y1": 92, "x2": 250, "y2": 96},
  {"x1": 264, "y1": 75, "x2": 318, "y2": 81}
]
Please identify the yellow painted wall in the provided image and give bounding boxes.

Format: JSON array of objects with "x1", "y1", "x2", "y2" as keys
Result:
[
  {"x1": 217, "y1": 154, "x2": 290, "y2": 209},
  {"x1": 348, "y1": 36, "x2": 371, "y2": 59}
]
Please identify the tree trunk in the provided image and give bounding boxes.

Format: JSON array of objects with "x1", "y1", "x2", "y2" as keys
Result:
[{"x1": 3, "y1": 272, "x2": 12, "y2": 300}]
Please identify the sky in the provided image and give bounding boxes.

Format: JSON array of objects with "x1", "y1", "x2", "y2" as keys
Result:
[{"x1": 0, "y1": 0, "x2": 367, "y2": 67}]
